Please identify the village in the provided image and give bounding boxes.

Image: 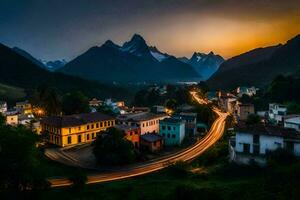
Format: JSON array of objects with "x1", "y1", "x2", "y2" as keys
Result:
[{"x1": 1, "y1": 84, "x2": 300, "y2": 168}]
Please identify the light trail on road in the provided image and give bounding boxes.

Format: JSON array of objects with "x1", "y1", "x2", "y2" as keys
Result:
[{"x1": 49, "y1": 91, "x2": 228, "y2": 187}]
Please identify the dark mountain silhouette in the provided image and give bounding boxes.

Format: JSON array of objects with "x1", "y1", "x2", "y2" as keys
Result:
[
  {"x1": 0, "y1": 43, "x2": 130, "y2": 100},
  {"x1": 59, "y1": 34, "x2": 201, "y2": 83},
  {"x1": 185, "y1": 52, "x2": 224, "y2": 80},
  {"x1": 207, "y1": 34, "x2": 300, "y2": 90}
]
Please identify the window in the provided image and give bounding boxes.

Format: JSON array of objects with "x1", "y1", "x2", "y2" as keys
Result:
[
  {"x1": 92, "y1": 133, "x2": 95, "y2": 139},
  {"x1": 143, "y1": 123, "x2": 145, "y2": 127},
  {"x1": 173, "y1": 126, "x2": 176, "y2": 131},
  {"x1": 68, "y1": 136, "x2": 72, "y2": 144},
  {"x1": 146, "y1": 122, "x2": 148, "y2": 126},
  {"x1": 91, "y1": 124, "x2": 94, "y2": 129},
  {"x1": 108, "y1": 121, "x2": 111, "y2": 126},
  {"x1": 69, "y1": 128, "x2": 71, "y2": 133},
  {"x1": 100, "y1": 122, "x2": 103, "y2": 127},
  {"x1": 162, "y1": 125, "x2": 166, "y2": 130},
  {"x1": 96, "y1": 123, "x2": 99, "y2": 128},
  {"x1": 172, "y1": 134, "x2": 176, "y2": 138},
  {"x1": 87, "y1": 134, "x2": 90, "y2": 140},
  {"x1": 130, "y1": 132, "x2": 133, "y2": 136},
  {"x1": 153, "y1": 141, "x2": 157, "y2": 146},
  {"x1": 104, "y1": 121, "x2": 107, "y2": 126},
  {"x1": 167, "y1": 133, "x2": 170, "y2": 138},
  {"x1": 168, "y1": 126, "x2": 171, "y2": 131},
  {"x1": 78, "y1": 126, "x2": 81, "y2": 131},
  {"x1": 243, "y1": 143, "x2": 250, "y2": 154},
  {"x1": 87, "y1": 125, "x2": 90, "y2": 130},
  {"x1": 111, "y1": 121, "x2": 114, "y2": 126},
  {"x1": 135, "y1": 131, "x2": 138, "y2": 135},
  {"x1": 253, "y1": 135, "x2": 259, "y2": 144},
  {"x1": 78, "y1": 135, "x2": 82, "y2": 143},
  {"x1": 162, "y1": 133, "x2": 165, "y2": 137}
]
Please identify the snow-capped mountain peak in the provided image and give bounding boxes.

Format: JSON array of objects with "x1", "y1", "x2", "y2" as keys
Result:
[{"x1": 149, "y1": 46, "x2": 169, "y2": 62}]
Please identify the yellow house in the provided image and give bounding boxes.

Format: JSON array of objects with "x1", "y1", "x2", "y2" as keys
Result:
[
  {"x1": 6, "y1": 114, "x2": 18, "y2": 126},
  {"x1": 41, "y1": 112, "x2": 115, "y2": 147},
  {"x1": 16, "y1": 101, "x2": 32, "y2": 114}
]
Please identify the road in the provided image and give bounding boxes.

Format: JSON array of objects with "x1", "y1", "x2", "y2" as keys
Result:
[{"x1": 49, "y1": 91, "x2": 228, "y2": 187}]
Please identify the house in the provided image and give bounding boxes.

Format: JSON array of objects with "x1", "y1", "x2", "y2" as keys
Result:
[
  {"x1": 236, "y1": 103, "x2": 255, "y2": 121},
  {"x1": 269, "y1": 103, "x2": 287, "y2": 124},
  {"x1": 31, "y1": 121, "x2": 42, "y2": 134},
  {"x1": 116, "y1": 112, "x2": 168, "y2": 135},
  {"x1": 284, "y1": 115, "x2": 300, "y2": 132},
  {"x1": 89, "y1": 98, "x2": 103, "y2": 107},
  {"x1": 152, "y1": 105, "x2": 166, "y2": 114},
  {"x1": 131, "y1": 107, "x2": 151, "y2": 113},
  {"x1": 218, "y1": 91, "x2": 237, "y2": 113},
  {"x1": 140, "y1": 133, "x2": 164, "y2": 152},
  {"x1": 230, "y1": 123, "x2": 300, "y2": 165},
  {"x1": 115, "y1": 124, "x2": 141, "y2": 148},
  {"x1": 15, "y1": 100, "x2": 32, "y2": 114},
  {"x1": 159, "y1": 118, "x2": 185, "y2": 146},
  {"x1": 0, "y1": 101, "x2": 7, "y2": 114},
  {"x1": 173, "y1": 112, "x2": 197, "y2": 136},
  {"x1": 236, "y1": 86, "x2": 257, "y2": 97},
  {"x1": 6, "y1": 113, "x2": 18, "y2": 126},
  {"x1": 18, "y1": 114, "x2": 34, "y2": 126},
  {"x1": 41, "y1": 112, "x2": 115, "y2": 147}
]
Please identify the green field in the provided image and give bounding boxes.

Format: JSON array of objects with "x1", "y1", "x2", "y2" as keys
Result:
[{"x1": 0, "y1": 83, "x2": 26, "y2": 101}]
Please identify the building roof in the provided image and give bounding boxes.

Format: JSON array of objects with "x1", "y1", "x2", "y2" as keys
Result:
[
  {"x1": 236, "y1": 122, "x2": 300, "y2": 139},
  {"x1": 239, "y1": 103, "x2": 254, "y2": 107},
  {"x1": 284, "y1": 116, "x2": 300, "y2": 124},
  {"x1": 160, "y1": 118, "x2": 184, "y2": 124},
  {"x1": 115, "y1": 124, "x2": 140, "y2": 132},
  {"x1": 41, "y1": 112, "x2": 115, "y2": 128},
  {"x1": 141, "y1": 133, "x2": 163, "y2": 143},
  {"x1": 117, "y1": 112, "x2": 167, "y2": 122}
]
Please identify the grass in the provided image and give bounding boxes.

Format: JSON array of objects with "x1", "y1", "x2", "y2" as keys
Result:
[{"x1": 0, "y1": 82, "x2": 26, "y2": 101}]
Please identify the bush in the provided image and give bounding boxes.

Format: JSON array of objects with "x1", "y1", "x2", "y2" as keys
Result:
[
  {"x1": 93, "y1": 128, "x2": 136, "y2": 165},
  {"x1": 171, "y1": 184, "x2": 222, "y2": 200},
  {"x1": 68, "y1": 168, "x2": 87, "y2": 190},
  {"x1": 266, "y1": 148, "x2": 296, "y2": 166},
  {"x1": 165, "y1": 161, "x2": 190, "y2": 178}
]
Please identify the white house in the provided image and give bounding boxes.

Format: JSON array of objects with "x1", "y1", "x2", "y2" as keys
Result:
[
  {"x1": 230, "y1": 123, "x2": 300, "y2": 165},
  {"x1": 269, "y1": 103, "x2": 287, "y2": 124},
  {"x1": 0, "y1": 101, "x2": 7, "y2": 114},
  {"x1": 236, "y1": 86, "x2": 258, "y2": 97},
  {"x1": 284, "y1": 115, "x2": 300, "y2": 132},
  {"x1": 116, "y1": 112, "x2": 168, "y2": 135}
]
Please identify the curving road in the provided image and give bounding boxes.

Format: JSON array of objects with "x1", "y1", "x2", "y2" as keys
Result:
[{"x1": 49, "y1": 92, "x2": 228, "y2": 187}]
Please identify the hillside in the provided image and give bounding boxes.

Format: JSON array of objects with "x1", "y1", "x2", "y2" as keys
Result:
[
  {"x1": 59, "y1": 34, "x2": 201, "y2": 83},
  {"x1": 0, "y1": 43, "x2": 131, "y2": 101},
  {"x1": 207, "y1": 34, "x2": 300, "y2": 90}
]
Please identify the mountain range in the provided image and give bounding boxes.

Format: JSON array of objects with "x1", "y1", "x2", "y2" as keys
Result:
[
  {"x1": 12, "y1": 47, "x2": 66, "y2": 71},
  {"x1": 207, "y1": 34, "x2": 300, "y2": 90},
  {"x1": 0, "y1": 43, "x2": 131, "y2": 101},
  {"x1": 179, "y1": 52, "x2": 224, "y2": 80},
  {"x1": 59, "y1": 34, "x2": 223, "y2": 83}
]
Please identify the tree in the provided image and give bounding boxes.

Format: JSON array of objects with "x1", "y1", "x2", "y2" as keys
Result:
[
  {"x1": 32, "y1": 85, "x2": 62, "y2": 116},
  {"x1": 0, "y1": 124, "x2": 49, "y2": 192},
  {"x1": 93, "y1": 128, "x2": 136, "y2": 165},
  {"x1": 165, "y1": 99, "x2": 178, "y2": 110},
  {"x1": 197, "y1": 81, "x2": 209, "y2": 96},
  {"x1": 246, "y1": 114, "x2": 261, "y2": 125},
  {"x1": 0, "y1": 113, "x2": 5, "y2": 126},
  {"x1": 62, "y1": 91, "x2": 90, "y2": 115}
]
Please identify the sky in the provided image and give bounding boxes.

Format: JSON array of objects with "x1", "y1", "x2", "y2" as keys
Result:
[{"x1": 1, "y1": 0, "x2": 300, "y2": 61}]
